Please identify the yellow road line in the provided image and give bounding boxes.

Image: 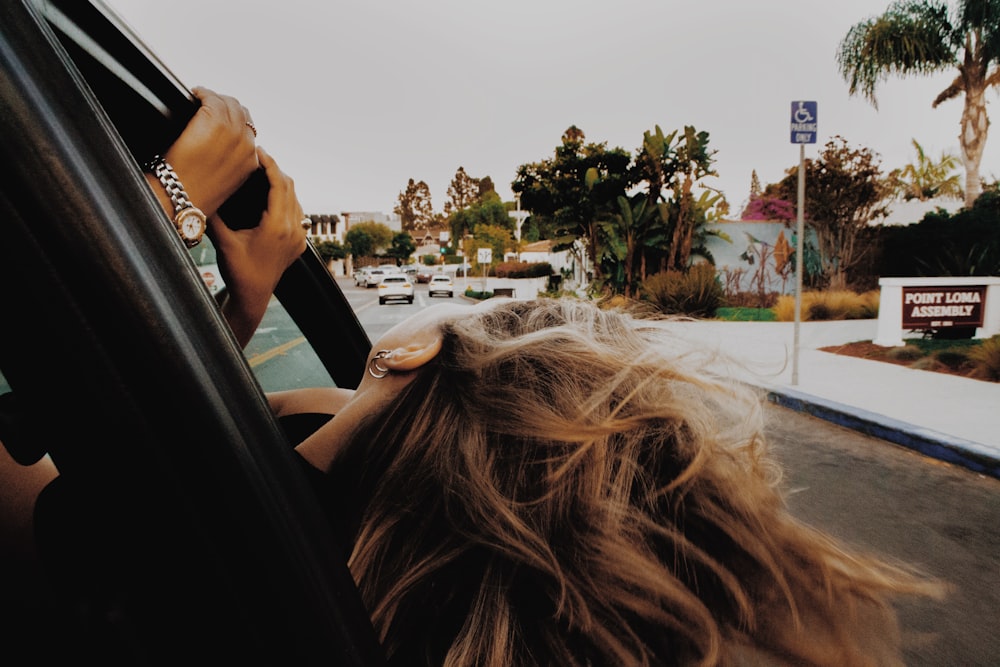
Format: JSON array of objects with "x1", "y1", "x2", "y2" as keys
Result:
[
  {"x1": 247, "y1": 336, "x2": 306, "y2": 368},
  {"x1": 246, "y1": 296, "x2": 375, "y2": 368}
]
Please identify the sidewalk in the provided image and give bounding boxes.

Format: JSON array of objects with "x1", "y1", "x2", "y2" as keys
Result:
[{"x1": 659, "y1": 319, "x2": 1000, "y2": 479}]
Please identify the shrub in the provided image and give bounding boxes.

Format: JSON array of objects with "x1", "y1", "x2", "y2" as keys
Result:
[
  {"x1": 969, "y1": 336, "x2": 1000, "y2": 381},
  {"x1": 886, "y1": 345, "x2": 925, "y2": 362},
  {"x1": 772, "y1": 290, "x2": 880, "y2": 321},
  {"x1": 934, "y1": 349, "x2": 972, "y2": 371},
  {"x1": 874, "y1": 185, "x2": 1000, "y2": 278},
  {"x1": 493, "y1": 261, "x2": 553, "y2": 278},
  {"x1": 464, "y1": 288, "x2": 493, "y2": 300},
  {"x1": 641, "y1": 263, "x2": 724, "y2": 318},
  {"x1": 596, "y1": 294, "x2": 662, "y2": 317},
  {"x1": 723, "y1": 291, "x2": 780, "y2": 309},
  {"x1": 807, "y1": 300, "x2": 831, "y2": 321}
]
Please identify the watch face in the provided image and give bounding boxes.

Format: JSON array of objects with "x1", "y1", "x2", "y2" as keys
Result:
[{"x1": 175, "y1": 207, "x2": 206, "y2": 246}]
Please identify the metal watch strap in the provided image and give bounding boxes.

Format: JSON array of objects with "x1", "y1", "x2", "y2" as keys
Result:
[
  {"x1": 146, "y1": 155, "x2": 205, "y2": 248},
  {"x1": 148, "y1": 155, "x2": 195, "y2": 213}
]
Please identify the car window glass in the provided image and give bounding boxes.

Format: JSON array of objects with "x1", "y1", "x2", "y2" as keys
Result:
[{"x1": 193, "y1": 238, "x2": 336, "y2": 393}]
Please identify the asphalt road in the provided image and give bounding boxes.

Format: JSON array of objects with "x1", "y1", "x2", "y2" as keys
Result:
[
  {"x1": 766, "y1": 406, "x2": 1000, "y2": 666},
  {"x1": 338, "y1": 278, "x2": 1000, "y2": 664}
]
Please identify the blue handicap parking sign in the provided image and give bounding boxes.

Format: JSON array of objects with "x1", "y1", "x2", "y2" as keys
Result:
[{"x1": 790, "y1": 101, "x2": 817, "y2": 144}]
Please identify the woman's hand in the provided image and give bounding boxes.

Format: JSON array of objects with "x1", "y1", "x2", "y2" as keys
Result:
[
  {"x1": 158, "y1": 86, "x2": 259, "y2": 218},
  {"x1": 210, "y1": 146, "x2": 308, "y2": 347}
]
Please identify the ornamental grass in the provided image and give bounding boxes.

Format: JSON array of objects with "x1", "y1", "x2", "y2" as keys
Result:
[{"x1": 773, "y1": 290, "x2": 880, "y2": 321}]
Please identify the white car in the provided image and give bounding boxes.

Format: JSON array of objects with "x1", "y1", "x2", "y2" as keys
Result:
[
  {"x1": 364, "y1": 268, "x2": 387, "y2": 288},
  {"x1": 428, "y1": 274, "x2": 454, "y2": 298},
  {"x1": 378, "y1": 274, "x2": 414, "y2": 304}
]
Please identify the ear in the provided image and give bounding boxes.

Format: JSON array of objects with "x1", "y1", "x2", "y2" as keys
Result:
[{"x1": 383, "y1": 334, "x2": 443, "y2": 372}]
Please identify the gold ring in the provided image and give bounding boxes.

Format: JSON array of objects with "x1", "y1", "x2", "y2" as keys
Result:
[
  {"x1": 300, "y1": 217, "x2": 312, "y2": 230},
  {"x1": 245, "y1": 120, "x2": 257, "y2": 137}
]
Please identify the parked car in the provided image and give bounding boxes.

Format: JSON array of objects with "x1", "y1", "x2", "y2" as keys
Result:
[
  {"x1": 378, "y1": 274, "x2": 414, "y2": 304},
  {"x1": 353, "y1": 267, "x2": 369, "y2": 286},
  {"x1": 0, "y1": 1, "x2": 383, "y2": 664},
  {"x1": 415, "y1": 266, "x2": 437, "y2": 283},
  {"x1": 428, "y1": 274, "x2": 454, "y2": 298}
]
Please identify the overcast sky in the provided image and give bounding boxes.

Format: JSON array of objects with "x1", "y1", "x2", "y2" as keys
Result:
[{"x1": 105, "y1": 0, "x2": 999, "y2": 218}]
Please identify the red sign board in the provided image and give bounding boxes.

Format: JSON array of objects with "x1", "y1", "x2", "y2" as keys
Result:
[{"x1": 902, "y1": 285, "x2": 986, "y2": 329}]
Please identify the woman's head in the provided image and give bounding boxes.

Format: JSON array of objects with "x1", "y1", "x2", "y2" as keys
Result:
[{"x1": 336, "y1": 298, "x2": 932, "y2": 666}]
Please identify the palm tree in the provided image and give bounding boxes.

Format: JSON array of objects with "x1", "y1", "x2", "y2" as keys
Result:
[
  {"x1": 837, "y1": 0, "x2": 1000, "y2": 207},
  {"x1": 895, "y1": 138, "x2": 965, "y2": 200}
]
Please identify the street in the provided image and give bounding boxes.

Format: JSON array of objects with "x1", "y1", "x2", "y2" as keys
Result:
[{"x1": 768, "y1": 407, "x2": 1000, "y2": 665}]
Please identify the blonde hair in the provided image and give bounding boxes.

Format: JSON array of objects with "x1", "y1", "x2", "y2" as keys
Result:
[{"x1": 338, "y1": 299, "x2": 937, "y2": 666}]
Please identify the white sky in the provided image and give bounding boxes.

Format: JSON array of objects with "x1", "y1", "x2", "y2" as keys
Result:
[{"x1": 105, "y1": 0, "x2": 1000, "y2": 217}]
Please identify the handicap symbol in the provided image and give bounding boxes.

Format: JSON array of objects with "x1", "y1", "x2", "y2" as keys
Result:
[{"x1": 793, "y1": 102, "x2": 814, "y2": 123}]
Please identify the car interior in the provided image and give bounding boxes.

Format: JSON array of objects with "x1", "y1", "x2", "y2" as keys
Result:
[{"x1": 1, "y1": 0, "x2": 386, "y2": 663}]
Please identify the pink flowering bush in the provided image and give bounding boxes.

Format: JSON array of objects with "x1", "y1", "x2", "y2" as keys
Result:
[{"x1": 741, "y1": 196, "x2": 796, "y2": 222}]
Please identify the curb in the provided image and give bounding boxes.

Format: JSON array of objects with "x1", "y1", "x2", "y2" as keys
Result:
[{"x1": 766, "y1": 387, "x2": 1000, "y2": 479}]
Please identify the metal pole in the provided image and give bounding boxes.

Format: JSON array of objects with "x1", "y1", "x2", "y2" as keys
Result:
[{"x1": 793, "y1": 143, "x2": 805, "y2": 385}]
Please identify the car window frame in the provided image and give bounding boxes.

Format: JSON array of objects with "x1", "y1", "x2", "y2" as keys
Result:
[{"x1": 0, "y1": 1, "x2": 384, "y2": 663}]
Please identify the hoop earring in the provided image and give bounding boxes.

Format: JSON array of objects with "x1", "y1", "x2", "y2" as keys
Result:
[{"x1": 368, "y1": 350, "x2": 392, "y2": 379}]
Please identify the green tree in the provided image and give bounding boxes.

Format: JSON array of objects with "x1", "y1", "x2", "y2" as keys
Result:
[
  {"x1": 664, "y1": 126, "x2": 720, "y2": 272},
  {"x1": 892, "y1": 138, "x2": 964, "y2": 201},
  {"x1": 837, "y1": 0, "x2": 1000, "y2": 207},
  {"x1": 628, "y1": 125, "x2": 727, "y2": 276},
  {"x1": 598, "y1": 193, "x2": 668, "y2": 297},
  {"x1": 478, "y1": 175, "x2": 496, "y2": 199},
  {"x1": 749, "y1": 169, "x2": 762, "y2": 201},
  {"x1": 345, "y1": 220, "x2": 393, "y2": 258},
  {"x1": 386, "y1": 232, "x2": 416, "y2": 262},
  {"x1": 631, "y1": 125, "x2": 678, "y2": 206},
  {"x1": 394, "y1": 178, "x2": 434, "y2": 232},
  {"x1": 311, "y1": 239, "x2": 346, "y2": 262},
  {"x1": 771, "y1": 136, "x2": 894, "y2": 290},
  {"x1": 469, "y1": 223, "x2": 513, "y2": 271},
  {"x1": 512, "y1": 126, "x2": 632, "y2": 278},
  {"x1": 444, "y1": 167, "x2": 480, "y2": 214},
  {"x1": 449, "y1": 192, "x2": 511, "y2": 243}
]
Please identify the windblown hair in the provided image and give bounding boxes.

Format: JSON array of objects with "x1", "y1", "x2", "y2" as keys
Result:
[{"x1": 339, "y1": 299, "x2": 937, "y2": 667}]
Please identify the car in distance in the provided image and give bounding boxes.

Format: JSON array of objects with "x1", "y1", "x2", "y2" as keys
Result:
[
  {"x1": 353, "y1": 267, "x2": 369, "y2": 286},
  {"x1": 378, "y1": 274, "x2": 414, "y2": 304},
  {"x1": 428, "y1": 274, "x2": 454, "y2": 298},
  {"x1": 415, "y1": 266, "x2": 436, "y2": 284},
  {"x1": 364, "y1": 268, "x2": 387, "y2": 288}
]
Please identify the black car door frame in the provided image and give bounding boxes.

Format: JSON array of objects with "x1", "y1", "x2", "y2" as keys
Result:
[{"x1": 0, "y1": 1, "x2": 383, "y2": 663}]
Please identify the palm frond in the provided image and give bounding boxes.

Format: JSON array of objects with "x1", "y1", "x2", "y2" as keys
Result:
[{"x1": 837, "y1": 0, "x2": 957, "y2": 106}]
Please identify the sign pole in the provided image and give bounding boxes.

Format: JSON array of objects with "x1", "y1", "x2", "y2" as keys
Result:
[
  {"x1": 477, "y1": 247, "x2": 492, "y2": 293},
  {"x1": 793, "y1": 143, "x2": 805, "y2": 385},
  {"x1": 789, "y1": 100, "x2": 816, "y2": 386}
]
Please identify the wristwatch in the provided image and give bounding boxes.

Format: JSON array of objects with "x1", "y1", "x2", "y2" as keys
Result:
[{"x1": 146, "y1": 155, "x2": 207, "y2": 248}]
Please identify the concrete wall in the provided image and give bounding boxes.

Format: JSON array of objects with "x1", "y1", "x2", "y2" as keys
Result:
[{"x1": 705, "y1": 221, "x2": 798, "y2": 295}]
